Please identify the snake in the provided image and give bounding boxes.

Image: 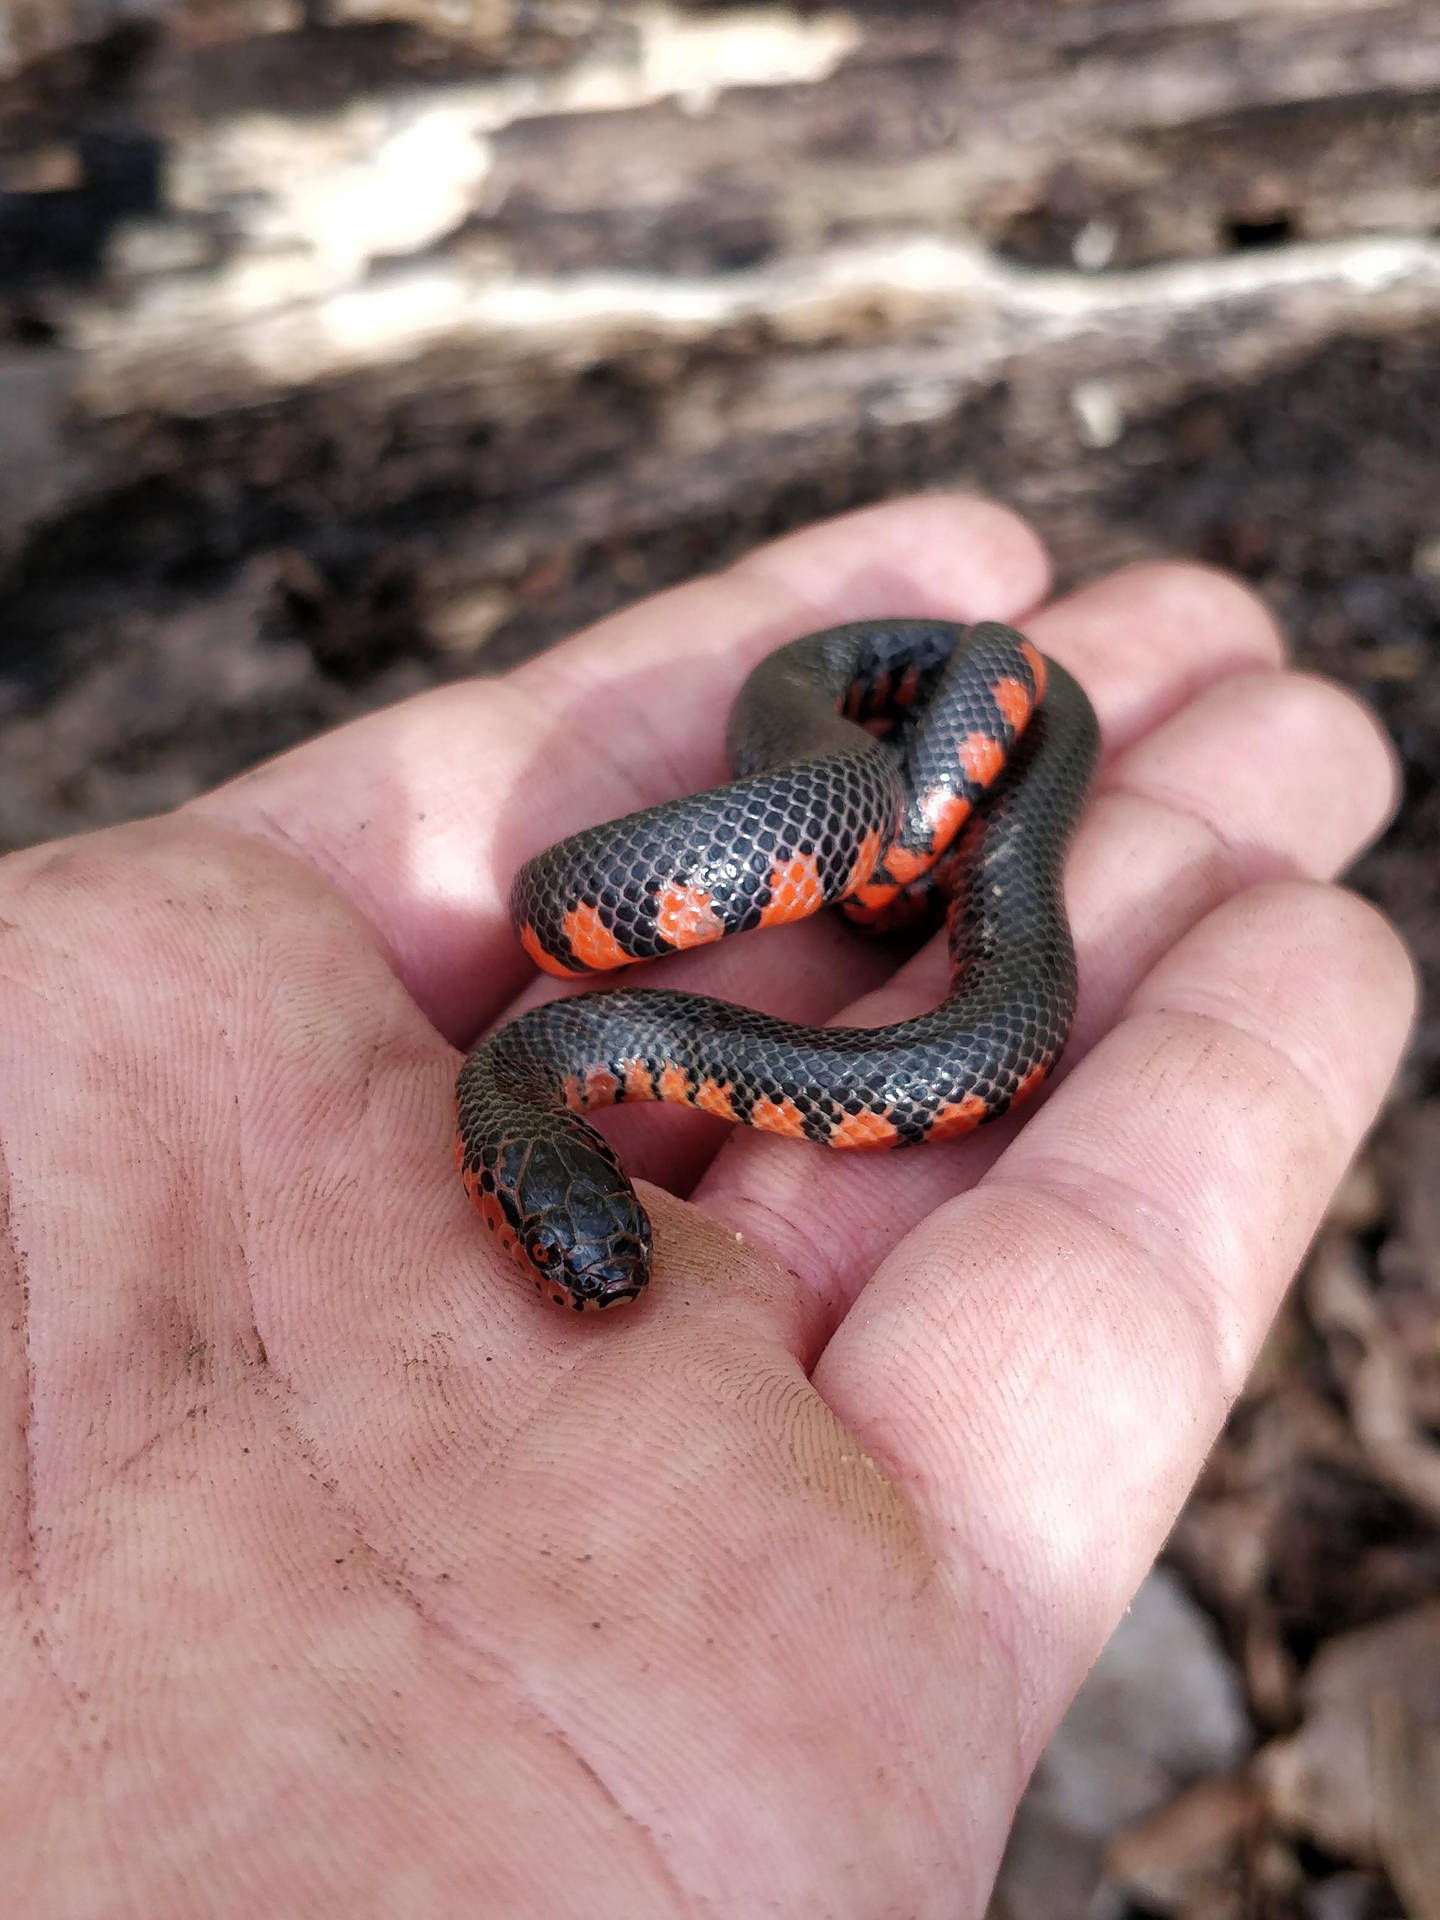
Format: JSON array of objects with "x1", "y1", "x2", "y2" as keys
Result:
[{"x1": 456, "y1": 618, "x2": 1099, "y2": 1311}]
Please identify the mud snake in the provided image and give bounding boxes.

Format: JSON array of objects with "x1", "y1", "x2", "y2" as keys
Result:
[{"x1": 457, "y1": 618, "x2": 1099, "y2": 1310}]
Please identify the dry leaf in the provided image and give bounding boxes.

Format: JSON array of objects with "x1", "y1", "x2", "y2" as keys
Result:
[{"x1": 1257, "y1": 1602, "x2": 1440, "y2": 1864}]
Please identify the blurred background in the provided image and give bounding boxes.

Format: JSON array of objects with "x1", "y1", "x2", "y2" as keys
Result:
[{"x1": 1, "y1": 1, "x2": 1437, "y2": 1912}]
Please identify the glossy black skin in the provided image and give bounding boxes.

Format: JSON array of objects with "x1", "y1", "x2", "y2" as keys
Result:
[
  {"x1": 455, "y1": 1118, "x2": 652, "y2": 1310},
  {"x1": 457, "y1": 620, "x2": 1099, "y2": 1309}
]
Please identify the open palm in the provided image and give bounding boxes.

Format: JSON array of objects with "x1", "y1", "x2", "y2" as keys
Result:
[{"x1": 3, "y1": 497, "x2": 1409, "y2": 1917}]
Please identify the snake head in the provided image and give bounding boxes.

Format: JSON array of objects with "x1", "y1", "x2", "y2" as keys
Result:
[{"x1": 514, "y1": 1135, "x2": 653, "y2": 1311}]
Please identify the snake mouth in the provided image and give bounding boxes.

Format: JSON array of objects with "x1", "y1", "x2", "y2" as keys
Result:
[
  {"x1": 580, "y1": 1271, "x2": 649, "y2": 1310},
  {"x1": 592, "y1": 1285, "x2": 645, "y2": 1310},
  {"x1": 565, "y1": 1254, "x2": 650, "y2": 1311},
  {"x1": 561, "y1": 1284, "x2": 645, "y2": 1312}
]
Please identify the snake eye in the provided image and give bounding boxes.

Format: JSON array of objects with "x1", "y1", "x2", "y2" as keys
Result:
[{"x1": 527, "y1": 1232, "x2": 560, "y2": 1268}]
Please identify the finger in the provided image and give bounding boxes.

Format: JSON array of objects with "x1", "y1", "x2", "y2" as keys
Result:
[
  {"x1": 815, "y1": 881, "x2": 1414, "y2": 1768},
  {"x1": 691, "y1": 577, "x2": 1384, "y2": 1317},
  {"x1": 1019, "y1": 559, "x2": 1286, "y2": 749},
  {"x1": 190, "y1": 496, "x2": 1049, "y2": 1044}
]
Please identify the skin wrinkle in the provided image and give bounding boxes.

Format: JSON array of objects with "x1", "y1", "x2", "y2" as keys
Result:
[
  {"x1": 830, "y1": 1169, "x2": 1241, "y2": 1741},
  {"x1": 211, "y1": 999, "x2": 283, "y2": 1419},
  {"x1": 239, "y1": 798, "x2": 314, "y2": 870},
  {"x1": 1095, "y1": 783, "x2": 1248, "y2": 905},
  {"x1": 698, "y1": 1182, "x2": 843, "y2": 1352},
  {"x1": 835, "y1": 1473, "x2": 1023, "y2": 1895},
  {"x1": 856, "y1": 1233, "x2": 1105, "y2": 1488},
  {"x1": 0, "y1": 1148, "x2": 60, "y2": 1682},
  {"x1": 1109, "y1": 765, "x2": 1286, "y2": 885},
  {"x1": 910, "y1": 1443, "x2": 1080, "y2": 1778},
  {"x1": 1088, "y1": 675, "x2": 1395, "y2": 904},
  {"x1": 667, "y1": 1330, "x2": 932, "y2": 1573},
  {"x1": 714, "y1": 1290, "x2": 1029, "y2": 1827},
  {"x1": 101, "y1": 1394, "x2": 239, "y2": 1493},
  {"x1": 210, "y1": 806, "x2": 408, "y2": 997},
  {"x1": 1033, "y1": 565, "x2": 1286, "y2": 750},
  {"x1": 638, "y1": 1339, "x2": 962, "y2": 1891},
  {"x1": 0, "y1": 964, "x2": 67, "y2": 1019},
  {"x1": 861, "y1": 1230, "x2": 1068, "y2": 1789},
  {"x1": 436, "y1": 1312, "x2": 957, "y2": 1895},
  {"x1": 0, "y1": 1131, "x2": 126, "y2": 1920},
  {"x1": 874, "y1": 1232, "x2": 1208, "y2": 1782},
  {"x1": 89, "y1": 1310, "x2": 270, "y2": 1498},
  {"x1": 265, "y1": 1375, "x2": 705, "y2": 1917},
  {"x1": 1129, "y1": 1000, "x2": 1356, "y2": 1180},
  {"x1": 438, "y1": 1328, "x2": 651, "y2": 1504},
  {"x1": 268, "y1": 1380, "x2": 703, "y2": 1919},
  {"x1": 954, "y1": 1500, "x2": 1071, "y2": 1776},
  {"x1": 528, "y1": 1733, "x2": 705, "y2": 1920},
  {"x1": 990, "y1": 1168, "x2": 1246, "y2": 1414},
  {"x1": 739, "y1": 1392, "x2": 965, "y2": 1865},
  {"x1": 961, "y1": 1555, "x2": 1039, "y2": 1812},
  {"x1": 1104, "y1": 792, "x2": 1241, "y2": 899},
  {"x1": 351, "y1": 1006, "x2": 399, "y2": 1155},
  {"x1": 521, "y1": 650, "x2": 717, "y2": 817}
]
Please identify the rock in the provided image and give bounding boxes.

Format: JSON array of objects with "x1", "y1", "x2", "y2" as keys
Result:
[{"x1": 990, "y1": 1566, "x2": 1250, "y2": 1918}]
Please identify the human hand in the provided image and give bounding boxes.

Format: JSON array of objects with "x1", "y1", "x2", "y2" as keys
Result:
[{"x1": 3, "y1": 497, "x2": 1410, "y2": 1916}]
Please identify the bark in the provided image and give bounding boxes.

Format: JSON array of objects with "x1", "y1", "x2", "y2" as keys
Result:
[{"x1": 0, "y1": 0, "x2": 1435, "y2": 851}]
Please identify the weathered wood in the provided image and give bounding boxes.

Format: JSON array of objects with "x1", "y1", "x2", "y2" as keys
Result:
[
  {"x1": 0, "y1": 0, "x2": 1436, "y2": 866},
  {"x1": 8, "y1": 3, "x2": 1440, "y2": 420}
]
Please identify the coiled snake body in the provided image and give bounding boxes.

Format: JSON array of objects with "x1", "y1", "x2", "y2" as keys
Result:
[{"x1": 457, "y1": 619, "x2": 1098, "y2": 1310}]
